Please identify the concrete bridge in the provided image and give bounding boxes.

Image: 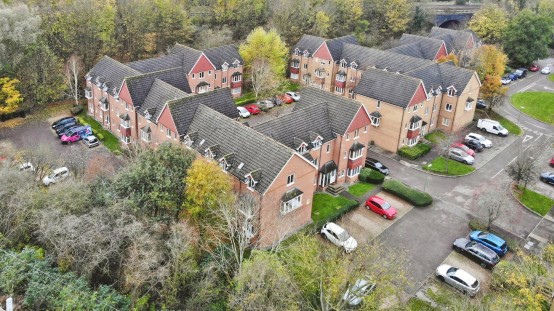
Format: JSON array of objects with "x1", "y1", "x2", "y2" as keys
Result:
[{"x1": 419, "y1": 3, "x2": 482, "y2": 28}]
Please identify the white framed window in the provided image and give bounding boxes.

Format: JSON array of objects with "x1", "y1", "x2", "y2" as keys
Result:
[
  {"x1": 445, "y1": 103, "x2": 453, "y2": 112},
  {"x1": 349, "y1": 148, "x2": 363, "y2": 160},
  {"x1": 290, "y1": 73, "x2": 299, "y2": 79},
  {"x1": 320, "y1": 60, "x2": 326, "y2": 65},
  {"x1": 199, "y1": 72, "x2": 205, "y2": 79},
  {"x1": 347, "y1": 165, "x2": 362, "y2": 177},
  {"x1": 281, "y1": 194, "x2": 302, "y2": 215},
  {"x1": 192, "y1": 73, "x2": 195, "y2": 79},
  {"x1": 448, "y1": 88, "x2": 456, "y2": 97},
  {"x1": 297, "y1": 144, "x2": 307, "y2": 154},
  {"x1": 232, "y1": 87, "x2": 241, "y2": 95},
  {"x1": 214, "y1": 73, "x2": 217, "y2": 80},
  {"x1": 222, "y1": 77, "x2": 227, "y2": 84},
  {"x1": 413, "y1": 105, "x2": 418, "y2": 112},
  {"x1": 326, "y1": 144, "x2": 330, "y2": 153},
  {"x1": 409, "y1": 121, "x2": 421, "y2": 130},
  {"x1": 465, "y1": 101, "x2": 472, "y2": 110},
  {"x1": 335, "y1": 86, "x2": 344, "y2": 94},
  {"x1": 141, "y1": 129, "x2": 151, "y2": 142},
  {"x1": 287, "y1": 174, "x2": 295, "y2": 185},
  {"x1": 442, "y1": 117, "x2": 450, "y2": 126},
  {"x1": 222, "y1": 63, "x2": 228, "y2": 71},
  {"x1": 121, "y1": 135, "x2": 130, "y2": 144},
  {"x1": 364, "y1": 126, "x2": 367, "y2": 133},
  {"x1": 425, "y1": 107, "x2": 429, "y2": 115},
  {"x1": 340, "y1": 60, "x2": 347, "y2": 68},
  {"x1": 336, "y1": 74, "x2": 346, "y2": 82},
  {"x1": 246, "y1": 176, "x2": 258, "y2": 189},
  {"x1": 303, "y1": 63, "x2": 308, "y2": 69},
  {"x1": 208, "y1": 70, "x2": 211, "y2": 75},
  {"x1": 294, "y1": 49, "x2": 300, "y2": 56},
  {"x1": 232, "y1": 74, "x2": 242, "y2": 82},
  {"x1": 316, "y1": 69, "x2": 325, "y2": 78},
  {"x1": 370, "y1": 116, "x2": 381, "y2": 126},
  {"x1": 344, "y1": 151, "x2": 347, "y2": 159},
  {"x1": 346, "y1": 134, "x2": 349, "y2": 141},
  {"x1": 198, "y1": 84, "x2": 210, "y2": 94},
  {"x1": 166, "y1": 128, "x2": 171, "y2": 137},
  {"x1": 312, "y1": 139, "x2": 322, "y2": 149},
  {"x1": 407, "y1": 137, "x2": 418, "y2": 146},
  {"x1": 376, "y1": 100, "x2": 381, "y2": 108},
  {"x1": 313, "y1": 158, "x2": 318, "y2": 166},
  {"x1": 121, "y1": 119, "x2": 130, "y2": 128},
  {"x1": 291, "y1": 60, "x2": 300, "y2": 69},
  {"x1": 339, "y1": 170, "x2": 345, "y2": 178},
  {"x1": 430, "y1": 118, "x2": 435, "y2": 126},
  {"x1": 354, "y1": 129, "x2": 359, "y2": 138}
]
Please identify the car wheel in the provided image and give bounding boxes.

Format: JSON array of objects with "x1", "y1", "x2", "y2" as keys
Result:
[
  {"x1": 365, "y1": 205, "x2": 369, "y2": 210},
  {"x1": 480, "y1": 127, "x2": 486, "y2": 132},
  {"x1": 480, "y1": 262, "x2": 487, "y2": 268},
  {"x1": 454, "y1": 247, "x2": 462, "y2": 253},
  {"x1": 437, "y1": 275, "x2": 445, "y2": 282},
  {"x1": 382, "y1": 214, "x2": 387, "y2": 219},
  {"x1": 464, "y1": 160, "x2": 469, "y2": 165},
  {"x1": 68, "y1": 140, "x2": 72, "y2": 144}
]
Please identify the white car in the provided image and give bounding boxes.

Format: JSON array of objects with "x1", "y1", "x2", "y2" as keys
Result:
[
  {"x1": 42, "y1": 167, "x2": 69, "y2": 186},
  {"x1": 83, "y1": 135, "x2": 100, "y2": 148},
  {"x1": 236, "y1": 106, "x2": 250, "y2": 118},
  {"x1": 286, "y1": 91, "x2": 300, "y2": 101},
  {"x1": 19, "y1": 162, "x2": 35, "y2": 173},
  {"x1": 436, "y1": 264, "x2": 480, "y2": 297},
  {"x1": 342, "y1": 279, "x2": 376, "y2": 306},
  {"x1": 465, "y1": 133, "x2": 492, "y2": 148},
  {"x1": 541, "y1": 66, "x2": 551, "y2": 74},
  {"x1": 500, "y1": 76, "x2": 512, "y2": 85},
  {"x1": 320, "y1": 222, "x2": 358, "y2": 253}
]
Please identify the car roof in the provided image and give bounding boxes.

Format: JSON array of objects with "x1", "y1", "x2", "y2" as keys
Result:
[
  {"x1": 325, "y1": 222, "x2": 345, "y2": 234},
  {"x1": 369, "y1": 196, "x2": 385, "y2": 204},
  {"x1": 453, "y1": 268, "x2": 477, "y2": 285},
  {"x1": 470, "y1": 242, "x2": 498, "y2": 257},
  {"x1": 475, "y1": 231, "x2": 505, "y2": 246},
  {"x1": 237, "y1": 106, "x2": 247, "y2": 111},
  {"x1": 53, "y1": 167, "x2": 68, "y2": 173},
  {"x1": 85, "y1": 135, "x2": 97, "y2": 140}
]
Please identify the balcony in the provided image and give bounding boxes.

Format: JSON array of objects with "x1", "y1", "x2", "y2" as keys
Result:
[
  {"x1": 347, "y1": 157, "x2": 363, "y2": 169},
  {"x1": 99, "y1": 97, "x2": 109, "y2": 111},
  {"x1": 84, "y1": 87, "x2": 92, "y2": 99},
  {"x1": 407, "y1": 128, "x2": 420, "y2": 139},
  {"x1": 290, "y1": 66, "x2": 299, "y2": 74},
  {"x1": 120, "y1": 125, "x2": 132, "y2": 137}
]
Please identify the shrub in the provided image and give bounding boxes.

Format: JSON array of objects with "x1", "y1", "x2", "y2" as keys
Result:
[
  {"x1": 468, "y1": 219, "x2": 487, "y2": 231},
  {"x1": 397, "y1": 143, "x2": 431, "y2": 160},
  {"x1": 382, "y1": 179, "x2": 433, "y2": 207},
  {"x1": 96, "y1": 133, "x2": 104, "y2": 141},
  {"x1": 359, "y1": 168, "x2": 385, "y2": 184},
  {"x1": 70, "y1": 105, "x2": 84, "y2": 115}
]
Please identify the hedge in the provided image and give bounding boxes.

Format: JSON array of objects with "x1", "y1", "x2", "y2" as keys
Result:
[
  {"x1": 359, "y1": 168, "x2": 385, "y2": 184},
  {"x1": 397, "y1": 143, "x2": 432, "y2": 160},
  {"x1": 96, "y1": 133, "x2": 104, "y2": 140},
  {"x1": 382, "y1": 179, "x2": 433, "y2": 207},
  {"x1": 70, "y1": 105, "x2": 84, "y2": 115}
]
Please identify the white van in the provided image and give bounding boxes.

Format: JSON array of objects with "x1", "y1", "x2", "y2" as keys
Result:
[
  {"x1": 42, "y1": 167, "x2": 69, "y2": 186},
  {"x1": 477, "y1": 119, "x2": 508, "y2": 136}
]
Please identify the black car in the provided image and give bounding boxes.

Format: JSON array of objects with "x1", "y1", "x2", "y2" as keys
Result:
[
  {"x1": 476, "y1": 99, "x2": 486, "y2": 110},
  {"x1": 453, "y1": 238, "x2": 500, "y2": 269},
  {"x1": 463, "y1": 139, "x2": 484, "y2": 152},
  {"x1": 56, "y1": 123, "x2": 79, "y2": 137},
  {"x1": 52, "y1": 117, "x2": 76, "y2": 129},
  {"x1": 515, "y1": 68, "x2": 528, "y2": 79},
  {"x1": 364, "y1": 157, "x2": 389, "y2": 175}
]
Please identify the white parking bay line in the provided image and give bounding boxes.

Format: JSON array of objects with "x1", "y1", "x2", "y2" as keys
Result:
[
  {"x1": 492, "y1": 168, "x2": 504, "y2": 179},
  {"x1": 517, "y1": 82, "x2": 536, "y2": 93}
]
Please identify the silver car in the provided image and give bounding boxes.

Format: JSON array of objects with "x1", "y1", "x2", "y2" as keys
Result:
[
  {"x1": 448, "y1": 148, "x2": 474, "y2": 165},
  {"x1": 342, "y1": 279, "x2": 376, "y2": 306},
  {"x1": 320, "y1": 222, "x2": 358, "y2": 253},
  {"x1": 83, "y1": 135, "x2": 100, "y2": 148},
  {"x1": 436, "y1": 264, "x2": 480, "y2": 297}
]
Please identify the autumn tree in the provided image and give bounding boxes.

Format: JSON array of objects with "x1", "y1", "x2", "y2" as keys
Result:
[
  {"x1": 212, "y1": 0, "x2": 268, "y2": 39},
  {"x1": 239, "y1": 27, "x2": 288, "y2": 98},
  {"x1": 507, "y1": 148, "x2": 538, "y2": 190},
  {"x1": 437, "y1": 53, "x2": 459, "y2": 66},
  {"x1": 468, "y1": 5, "x2": 509, "y2": 44},
  {"x1": 471, "y1": 45, "x2": 508, "y2": 110},
  {"x1": 267, "y1": 0, "x2": 316, "y2": 46},
  {"x1": 151, "y1": 0, "x2": 194, "y2": 52},
  {"x1": 328, "y1": 0, "x2": 364, "y2": 38},
  {"x1": 312, "y1": 11, "x2": 332, "y2": 38},
  {"x1": 364, "y1": 0, "x2": 412, "y2": 39},
  {"x1": 480, "y1": 75, "x2": 508, "y2": 111},
  {"x1": 503, "y1": 9, "x2": 553, "y2": 66},
  {"x1": 0, "y1": 77, "x2": 22, "y2": 115},
  {"x1": 194, "y1": 27, "x2": 233, "y2": 50},
  {"x1": 64, "y1": 55, "x2": 83, "y2": 106},
  {"x1": 183, "y1": 158, "x2": 234, "y2": 221}
]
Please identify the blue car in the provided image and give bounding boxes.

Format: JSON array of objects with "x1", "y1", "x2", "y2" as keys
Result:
[
  {"x1": 508, "y1": 72, "x2": 518, "y2": 81},
  {"x1": 540, "y1": 172, "x2": 554, "y2": 185},
  {"x1": 470, "y1": 231, "x2": 508, "y2": 256}
]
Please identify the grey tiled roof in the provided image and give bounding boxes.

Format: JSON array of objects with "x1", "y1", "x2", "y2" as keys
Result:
[
  {"x1": 293, "y1": 34, "x2": 358, "y2": 60},
  {"x1": 326, "y1": 35, "x2": 358, "y2": 61},
  {"x1": 340, "y1": 44, "x2": 431, "y2": 73},
  {"x1": 293, "y1": 34, "x2": 325, "y2": 55},
  {"x1": 354, "y1": 68, "x2": 422, "y2": 108},
  {"x1": 139, "y1": 79, "x2": 188, "y2": 122},
  {"x1": 125, "y1": 67, "x2": 191, "y2": 109},
  {"x1": 168, "y1": 88, "x2": 239, "y2": 137},
  {"x1": 428, "y1": 27, "x2": 473, "y2": 53},
  {"x1": 169, "y1": 43, "x2": 203, "y2": 74},
  {"x1": 87, "y1": 56, "x2": 141, "y2": 96},
  {"x1": 126, "y1": 53, "x2": 183, "y2": 73},
  {"x1": 404, "y1": 62, "x2": 476, "y2": 96},
  {"x1": 203, "y1": 44, "x2": 243, "y2": 70},
  {"x1": 255, "y1": 87, "x2": 364, "y2": 148},
  {"x1": 388, "y1": 34, "x2": 445, "y2": 60},
  {"x1": 186, "y1": 105, "x2": 297, "y2": 194}
]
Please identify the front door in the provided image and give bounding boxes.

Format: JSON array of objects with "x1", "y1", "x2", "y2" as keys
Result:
[{"x1": 319, "y1": 169, "x2": 337, "y2": 187}]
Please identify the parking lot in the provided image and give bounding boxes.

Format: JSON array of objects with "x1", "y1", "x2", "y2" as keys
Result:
[
  {"x1": 238, "y1": 101, "x2": 296, "y2": 127},
  {"x1": 534, "y1": 142, "x2": 554, "y2": 198}
]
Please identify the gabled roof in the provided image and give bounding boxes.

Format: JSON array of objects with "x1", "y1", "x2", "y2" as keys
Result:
[
  {"x1": 139, "y1": 79, "x2": 188, "y2": 122},
  {"x1": 340, "y1": 44, "x2": 431, "y2": 74},
  {"x1": 186, "y1": 105, "x2": 298, "y2": 194},
  {"x1": 293, "y1": 34, "x2": 358, "y2": 60},
  {"x1": 168, "y1": 43, "x2": 203, "y2": 74},
  {"x1": 167, "y1": 88, "x2": 239, "y2": 137},
  {"x1": 126, "y1": 53, "x2": 183, "y2": 73},
  {"x1": 325, "y1": 35, "x2": 358, "y2": 61},
  {"x1": 354, "y1": 68, "x2": 422, "y2": 108},
  {"x1": 87, "y1": 56, "x2": 141, "y2": 96},
  {"x1": 203, "y1": 45, "x2": 243, "y2": 70},
  {"x1": 428, "y1": 27, "x2": 474, "y2": 53},
  {"x1": 125, "y1": 67, "x2": 191, "y2": 108},
  {"x1": 293, "y1": 34, "x2": 325, "y2": 55},
  {"x1": 388, "y1": 34, "x2": 446, "y2": 60},
  {"x1": 404, "y1": 62, "x2": 476, "y2": 96}
]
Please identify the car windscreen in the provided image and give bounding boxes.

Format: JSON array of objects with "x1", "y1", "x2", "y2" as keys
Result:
[
  {"x1": 374, "y1": 162, "x2": 383, "y2": 168},
  {"x1": 381, "y1": 202, "x2": 391, "y2": 210},
  {"x1": 471, "y1": 280, "x2": 479, "y2": 288},
  {"x1": 338, "y1": 231, "x2": 351, "y2": 241},
  {"x1": 497, "y1": 124, "x2": 505, "y2": 131}
]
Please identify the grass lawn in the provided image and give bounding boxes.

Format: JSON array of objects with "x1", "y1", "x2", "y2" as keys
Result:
[
  {"x1": 548, "y1": 74, "x2": 554, "y2": 82},
  {"x1": 79, "y1": 113, "x2": 123, "y2": 154},
  {"x1": 424, "y1": 130, "x2": 446, "y2": 144},
  {"x1": 311, "y1": 193, "x2": 358, "y2": 225},
  {"x1": 511, "y1": 92, "x2": 554, "y2": 125},
  {"x1": 516, "y1": 186, "x2": 554, "y2": 216},
  {"x1": 406, "y1": 298, "x2": 438, "y2": 311},
  {"x1": 474, "y1": 109, "x2": 522, "y2": 136},
  {"x1": 423, "y1": 157, "x2": 475, "y2": 176},
  {"x1": 347, "y1": 182, "x2": 375, "y2": 197}
]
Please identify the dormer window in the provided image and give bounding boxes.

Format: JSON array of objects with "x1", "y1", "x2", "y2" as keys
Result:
[
  {"x1": 294, "y1": 48, "x2": 300, "y2": 56},
  {"x1": 297, "y1": 144, "x2": 307, "y2": 154},
  {"x1": 245, "y1": 174, "x2": 258, "y2": 189},
  {"x1": 95, "y1": 76, "x2": 101, "y2": 86},
  {"x1": 85, "y1": 74, "x2": 92, "y2": 81},
  {"x1": 102, "y1": 83, "x2": 108, "y2": 92},
  {"x1": 447, "y1": 87, "x2": 456, "y2": 97},
  {"x1": 222, "y1": 62, "x2": 228, "y2": 71},
  {"x1": 303, "y1": 50, "x2": 309, "y2": 57},
  {"x1": 370, "y1": 111, "x2": 381, "y2": 127},
  {"x1": 233, "y1": 60, "x2": 240, "y2": 68},
  {"x1": 311, "y1": 138, "x2": 322, "y2": 150},
  {"x1": 182, "y1": 132, "x2": 197, "y2": 147},
  {"x1": 219, "y1": 158, "x2": 230, "y2": 171},
  {"x1": 205, "y1": 148, "x2": 215, "y2": 159},
  {"x1": 350, "y1": 61, "x2": 358, "y2": 69},
  {"x1": 340, "y1": 59, "x2": 347, "y2": 68},
  {"x1": 144, "y1": 110, "x2": 151, "y2": 120}
]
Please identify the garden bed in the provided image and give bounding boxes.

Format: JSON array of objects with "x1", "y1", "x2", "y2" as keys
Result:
[
  {"x1": 513, "y1": 186, "x2": 554, "y2": 216},
  {"x1": 311, "y1": 193, "x2": 359, "y2": 228},
  {"x1": 397, "y1": 142, "x2": 432, "y2": 160}
]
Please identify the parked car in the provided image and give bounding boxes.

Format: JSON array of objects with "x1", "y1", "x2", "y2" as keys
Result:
[
  {"x1": 42, "y1": 167, "x2": 69, "y2": 186},
  {"x1": 453, "y1": 238, "x2": 500, "y2": 269},
  {"x1": 463, "y1": 138, "x2": 484, "y2": 152},
  {"x1": 451, "y1": 143, "x2": 475, "y2": 157},
  {"x1": 18, "y1": 162, "x2": 35, "y2": 173},
  {"x1": 364, "y1": 157, "x2": 389, "y2": 175},
  {"x1": 244, "y1": 103, "x2": 261, "y2": 115},
  {"x1": 365, "y1": 196, "x2": 397, "y2": 219},
  {"x1": 477, "y1": 119, "x2": 508, "y2": 136},
  {"x1": 237, "y1": 106, "x2": 250, "y2": 118},
  {"x1": 540, "y1": 172, "x2": 554, "y2": 185},
  {"x1": 515, "y1": 68, "x2": 528, "y2": 78},
  {"x1": 541, "y1": 66, "x2": 551, "y2": 74},
  {"x1": 286, "y1": 91, "x2": 300, "y2": 101},
  {"x1": 550, "y1": 157, "x2": 554, "y2": 167},
  {"x1": 342, "y1": 279, "x2": 376, "y2": 306},
  {"x1": 529, "y1": 64, "x2": 540, "y2": 72},
  {"x1": 508, "y1": 72, "x2": 518, "y2": 81},
  {"x1": 435, "y1": 264, "x2": 480, "y2": 297},
  {"x1": 476, "y1": 99, "x2": 487, "y2": 109},
  {"x1": 61, "y1": 126, "x2": 92, "y2": 144},
  {"x1": 320, "y1": 222, "x2": 358, "y2": 253},
  {"x1": 256, "y1": 99, "x2": 274, "y2": 111},
  {"x1": 51, "y1": 116, "x2": 75, "y2": 129},
  {"x1": 469, "y1": 230, "x2": 508, "y2": 256},
  {"x1": 55, "y1": 121, "x2": 78, "y2": 137},
  {"x1": 465, "y1": 133, "x2": 492, "y2": 148},
  {"x1": 448, "y1": 148, "x2": 475, "y2": 165},
  {"x1": 83, "y1": 135, "x2": 100, "y2": 148},
  {"x1": 500, "y1": 75, "x2": 512, "y2": 85},
  {"x1": 276, "y1": 93, "x2": 294, "y2": 104}
]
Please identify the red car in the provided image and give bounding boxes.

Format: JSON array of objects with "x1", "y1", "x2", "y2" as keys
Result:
[
  {"x1": 365, "y1": 196, "x2": 397, "y2": 219},
  {"x1": 244, "y1": 103, "x2": 261, "y2": 115},
  {"x1": 550, "y1": 157, "x2": 554, "y2": 167},
  {"x1": 451, "y1": 143, "x2": 475, "y2": 157},
  {"x1": 277, "y1": 94, "x2": 294, "y2": 104},
  {"x1": 529, "y1": 64, "x2": 540, "y2": 72}
]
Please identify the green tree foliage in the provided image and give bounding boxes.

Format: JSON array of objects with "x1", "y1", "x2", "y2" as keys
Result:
[
  {"x1": 468, "y1": 5, "x2": 509, "y2": 44},
  {"x1": 0, "y1": 247, "x2": 130, "y2": 310},
  {"x1": 116, "y1": 142, "x2": 196, "y2": 220},
  {"x1": 239, "y1": 27, "x2": 288, "y2": 79},
  {"x1": 538, "y1": 0, "x2": 554, "y2": 22},
  {"x1": 503, "y1": 9, "x2": 553, "y2": 66},
  {"x1": 0, "y1": 77, "x2": 22, "y2": 115},
  {"x1": 183, "y1": 158, "x2": 234, "y2": 220},
  {"x1": 212, "y1": 0, "x2": 268, "y2": 40},
  {"x1": 410, "y1": 6, "x2": 430, "y2": 34},
  {"x1": 472, "y1": 44, "x2": 508, "y2": 81},
  {"x1": 152, "y1": 0, "x2": 194, "y2": 52},
  {"x1": 364, "y1": 0, "x2": 411, "y2": 39},
  {"x1": 328, "y1": 0, "x2": 363, "y2": 37},
  {"x1": 267, "y1": 0, "x2": 315, "y2": 46}
]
